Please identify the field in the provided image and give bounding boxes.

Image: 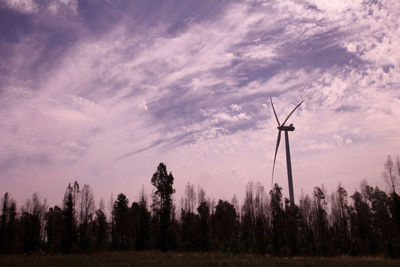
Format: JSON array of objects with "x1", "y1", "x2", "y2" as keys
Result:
[{"x1": 1, "y1": 251, "x2": 400, "y2": 267}]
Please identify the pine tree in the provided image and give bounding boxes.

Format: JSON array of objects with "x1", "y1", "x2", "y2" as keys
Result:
[
  {"x1": 112, "y1": 193, "x2": 129, "y2": 250},
  {"x1": 151, "y1": 163, "x2": 175, "y2": 251}
]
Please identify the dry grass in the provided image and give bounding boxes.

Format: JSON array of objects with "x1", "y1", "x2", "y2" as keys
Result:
[{"x1": 1, "y1": 251, "x2": 399, "y2": 266}]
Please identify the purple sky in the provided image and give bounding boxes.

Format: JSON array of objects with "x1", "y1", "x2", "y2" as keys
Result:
[{"x1": 1, "y1": 0, "x2": 400, "y2": 208}]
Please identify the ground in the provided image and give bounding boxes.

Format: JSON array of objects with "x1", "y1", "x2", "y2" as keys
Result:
[{"x1": 1, "y1": 251, "x2": 399, "y2": 266}]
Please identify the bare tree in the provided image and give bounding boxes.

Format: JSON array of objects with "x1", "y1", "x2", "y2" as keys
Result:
[
  {"x1": 183, "y1": 182, "x2": 196, "y2": 214},
  {"x1": 241, "y1": 182, "x2": 255, "y2": 251},
  {"x1": 109, "y1": 193, "x2": 115, "y2": 222},
  {"x1": 330, "y1": 184, "x2": 350, "y2": 253},
  {"x1": 231, "y1": 194, "x2": 239, "y2": 215},
  {"x1": 312, "y1": 186, "x2": 329, "y2": 254},
  {"x1": 139, "y1": 185, "x2": 147, "y2": 205},
  {"x1": 197, "y1": 186, "x2": 206, "y2": 206},
  {"x1": 396, "y1": 156, "x2": 400, "y2": 183},
  {"x1": 254, "y1": 182, "x2": 269, "y2": 220},
  {"x1": 32, "y1": 193, "x2": 47, "y2": 243},
  {"x1": 99, "y1": 198, "x2": 105, "y2": 213},
  {"x1": 80, "y1": 184, "x2": 95, "y2": 225},
  {"x1": 383, "y1": 155, "x2": 398, "y2": 194},
  {"x1": 299, "y1": 193, "x2": 312, "y2": 227}
]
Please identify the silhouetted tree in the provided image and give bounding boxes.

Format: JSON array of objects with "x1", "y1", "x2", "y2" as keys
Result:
[
  {"x1": 151, "y1": 163, "x2": 175, "y2": 251},
  {"x1": 390, "y1": 191, "x2": 400, "y2": 231},
  {"x1": 298, "y1": 193, "x2": 315, "y2": 255},
  {"x1": 3, "y1": 156, "x2": 400, "y2": 256},
  {"x1": 62, "y1": 182, "x2": 79, "y2": 253},
  {"x1": 0, "y1": 193, "x2": 17, "y2": 253},
  {"x1": 312, "y1": 186, "x2": 329, "y2": 255},
  {"x1": 78, "y1": 184, "x2": 95, "y2": 252},
  {"x1": 349, "y1": 189, "x2": 376, "y2": 255},
  {"x1": 241, "y1": 182, "x2": 256, "y2": 251},
  {"x1": 45, "y1": 206, "x2": 64, "y2": 252},
  {"x1": 19, "y1": 193, "x2": 46, "y2": 253},
  {"x1": 0, "y1": 192, "x2": 10, "y2": 252},
  {"x1": 330, "y1": 185, "x2": 350, "y2": 254},
  {"x1": 112, "y1": 193, "x2": 129, "y2": 250},
  {"x1": 385, "y1": 156, "x2": 400, "y2": 232},
  {"x1": 197, "y1": 200, "x2": 210, "y2": 251},
  {"x1": 365, "y1": 185, "x2": 398, "y2": 256},
  {"x1": 253, "y1": 183, "x2": 269, "y2": 253},
  {"x1": 93, "y1": 204, "x2": 108, "y2": 250},
  {"x1": 136, "y1": 190, "x2": 150, "y2": 250},
  {"x1": 150, "y1": 190, "x2": 160, "y2": 249},
  {"x1": 129, "y1": 202, "x2": 140, "y2": 249},
  {"x1": 180, "y1": 182, "x2": 199, "y2": 250},
  {"x1": 270, "y1": 184, "x2": 285, "y2": 255},
  {"x1": 7, "y1": 200, "x2": 17, "y2": 253},
  {"x1": 284, "y1": 199, "x2": 301, "y2": 255},
  {"x1": 214, "y1": 200, "x2": 237, "y2": 251},
  {"x1": 384, "y1": 155, "x2": 398, "y2": 194}
]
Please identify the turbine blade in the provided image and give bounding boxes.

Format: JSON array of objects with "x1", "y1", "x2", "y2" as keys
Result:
[
  {"x1": 271, "y1": 130, "x2": 282, "y2": 187},
  {"x1": 270, "y1": 96, "x2": 280, "y2": 126},
  {"x1": 281, "y1": 100, "x2": 303, "y2": 126}
]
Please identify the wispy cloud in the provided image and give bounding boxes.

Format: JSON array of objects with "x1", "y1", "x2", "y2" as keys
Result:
[{"x1": 0, "y1": 0, "x2": 399, "y2": 205}]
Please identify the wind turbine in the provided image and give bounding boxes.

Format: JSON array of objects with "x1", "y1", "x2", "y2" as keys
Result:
[{"x1": 270, "y1": 96, "x2": 303, "y2": 206}]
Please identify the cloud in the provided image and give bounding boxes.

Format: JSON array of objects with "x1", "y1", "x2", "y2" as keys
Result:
[
  {"x1": 0, "y1": 0, "x2": 399, "y2": 206},
  {"x1": 2, "y1": 0, "x2": 38, "y2": 13},
  {"x1": 230, "y1": 104, "x2": 241, "y2": 112}
]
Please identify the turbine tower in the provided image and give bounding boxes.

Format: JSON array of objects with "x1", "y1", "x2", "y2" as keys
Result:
[{"x1": 270, "y1": 96, "x2": 303, "y2": 206}]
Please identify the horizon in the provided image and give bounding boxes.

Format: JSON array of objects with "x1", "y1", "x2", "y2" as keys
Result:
[{"x1": 1, "y1": 0, "x2": 400, "y2": 208}]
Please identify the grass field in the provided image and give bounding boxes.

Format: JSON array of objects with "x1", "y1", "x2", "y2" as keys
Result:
[{"x1": 1, "y1": 251, "x2": 399, "y2": 266}]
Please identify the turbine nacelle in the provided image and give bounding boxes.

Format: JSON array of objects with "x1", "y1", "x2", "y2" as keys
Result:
[{"x1": 278, "y1": 124, "x2": 295, "y2": 131}]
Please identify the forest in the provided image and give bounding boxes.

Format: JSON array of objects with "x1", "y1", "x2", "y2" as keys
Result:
[{"x1": 1, "y1": 156, "x2": 400, "y2": 258}]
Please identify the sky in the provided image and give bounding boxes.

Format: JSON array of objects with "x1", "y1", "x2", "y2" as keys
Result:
[{"x1": 1, "y1": 0, "x2": 400, "y2": 208}]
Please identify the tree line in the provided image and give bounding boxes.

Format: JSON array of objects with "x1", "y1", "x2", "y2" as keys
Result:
[{"x1": 1, "y1": 157, "x2": 400, "y2": 257}]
